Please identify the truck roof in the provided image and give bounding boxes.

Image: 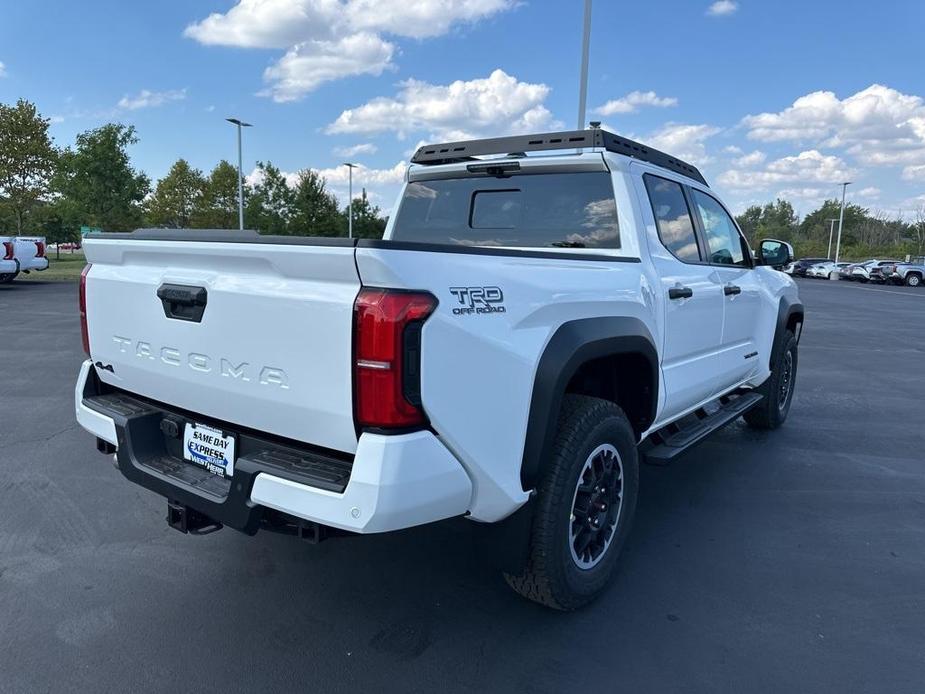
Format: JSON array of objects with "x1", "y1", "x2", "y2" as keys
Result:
[{"x1": 410, "y1": 127, "x2": 708, "y2": 186}]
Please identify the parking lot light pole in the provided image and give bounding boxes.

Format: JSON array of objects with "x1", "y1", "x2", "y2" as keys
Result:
[
  {"x1": 343, "y1": 163, "x2": 357, "y2": 238},
  {"x1": 833, "y1": 182, "x2": 851, "y2": 268},
  {"x1": 577, "y1": 0, "x2": 592, "y2": 130},
  {"x1": 226, "y1": 118, "x2": 252, "y2": 230},
  {"x1": 826, "y1": 218, "x2": 838, "y2": 259}
]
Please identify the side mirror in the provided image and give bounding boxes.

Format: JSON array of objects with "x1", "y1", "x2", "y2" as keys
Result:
[{"x1": 758, "y1": 239, "x2": 793, "y2": 269}]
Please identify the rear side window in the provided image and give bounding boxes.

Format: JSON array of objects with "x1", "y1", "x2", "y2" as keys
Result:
[
  {"x1": 392, "y1": 172, "x2": 620, "y2": 248},
  {"x1": 643, "y1": 175, "x2": 701, "y2": 262}
]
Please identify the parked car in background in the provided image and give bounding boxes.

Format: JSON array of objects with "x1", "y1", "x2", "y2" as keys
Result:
[
  {"x1": 788, "y1": 257, "x2": 830, "y2": 277},
  {"x1": 0, "y1": 237, "x2": 19, "y2": 283},
  {"x1": 848, "y1": 259, "x2": 894, "y2": 282},
  {"x1": 861, "y1": 260, "x2": 901, "y2": 283},
  {"x1": 805, "y1": 261, "x2": 850, "y2": 278},
  {"x1": 885, "y1": 257, "x2": 925, "y2": 286},
  {"x1": 14, "y1": 237, "x2": 49, "y2": 275},
  {"x1": 0, "y1": 236, "x2": 49, "y2": 282}
]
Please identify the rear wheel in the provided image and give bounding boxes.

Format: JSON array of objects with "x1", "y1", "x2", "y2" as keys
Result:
[
  {"x1": 906, "y1": 273, "x2": 921, "y2": 287},
  {"x1": 505, "y1": 395, "x2": 639, "y2": 610},
  {"x1": 0, "y1": 272, "x2": 17, "y2": 284},
  {"x1": 744, "y1": 330, "x2": 797, "y2": 430}
]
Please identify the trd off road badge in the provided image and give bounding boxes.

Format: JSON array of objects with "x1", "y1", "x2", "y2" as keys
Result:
[{"x1": 449, "y1": 286, "x2": 506, "y2": 315}]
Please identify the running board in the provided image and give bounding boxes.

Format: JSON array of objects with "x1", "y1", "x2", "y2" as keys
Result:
[{"x1": 642, "y1": 392, "x2": 764, "y2": 465}]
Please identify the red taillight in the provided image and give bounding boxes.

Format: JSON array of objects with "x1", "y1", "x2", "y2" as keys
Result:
[
  {"x1": 2, "y1": 242, "x2": 12, "y2": 260},
  {"x1": 79, "y1": 264, "x2": 91, "y2": 355},
  {"x1": 353, "y1": 288, "x2": 437, "y2": 429},
  {"x1": 35, "y1": 241, "x2": 46, "y2": 258}
]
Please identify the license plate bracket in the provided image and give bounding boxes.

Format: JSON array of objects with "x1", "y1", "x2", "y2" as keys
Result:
[{"x1": 182, "y1": 422, "x2": 236, "y2": 478}]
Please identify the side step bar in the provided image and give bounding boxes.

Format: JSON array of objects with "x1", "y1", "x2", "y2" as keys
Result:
[{"x1": 642, "y1": 392, "x2": 763, "y2": 465}]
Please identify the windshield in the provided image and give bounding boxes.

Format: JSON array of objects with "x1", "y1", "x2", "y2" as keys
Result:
[{"x1": 392, "y1": 171, "x2": 620, "y2": 249}]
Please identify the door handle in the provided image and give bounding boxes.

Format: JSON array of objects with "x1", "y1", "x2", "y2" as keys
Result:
[
  {"x1": 723, "y1": 284, "x2": 742, "y2": 296},
  {"x1": 668, "y1": 286, "x2": 693, "y2": 300}
]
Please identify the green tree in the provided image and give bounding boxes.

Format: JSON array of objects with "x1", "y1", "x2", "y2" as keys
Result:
[
  {"x1": 344, "y1": 192, "x2": 387, "y2": 239},
  {"x1": 736, "y1": 199, "x2": 797, "y2": 246},
  {"x1": 0, "y1": 99, "x2": 58, "y2": 234},
  {"x1": 290, "y1": 169, "x2": 343, "y2": 236},
  {"x1": 145, "y1": 159, "x2": 205, "y2": 228},
  {"x1": 245, "y1": 161, "x2": 294, "y2": 234},
  {"x1": 194, "y1": 160, "x2": 240, "y2": 229},
  {"x1": 55, "y1": 123, "x2": 150, "y2": 231},
  {"x1": 34, "y1": 198, "x2": 82, "y2": 259}
]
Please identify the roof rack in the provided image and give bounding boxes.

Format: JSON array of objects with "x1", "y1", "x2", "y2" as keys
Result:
[{"x1": 411, "y1": 127, "x2": 708, "y2": 186}]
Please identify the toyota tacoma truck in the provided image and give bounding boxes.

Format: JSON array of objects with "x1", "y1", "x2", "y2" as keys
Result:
[
  {"x1": 0, "y1": 235, "x2": 48, "y2": 283},
  {"x1": 74, "y1": 127, "x2": 802, "y2": 610}
]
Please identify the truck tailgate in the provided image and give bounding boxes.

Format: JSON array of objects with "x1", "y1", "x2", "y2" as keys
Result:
[{"x1": 83, "y1": 236, "x2": 360, "y2": 454}]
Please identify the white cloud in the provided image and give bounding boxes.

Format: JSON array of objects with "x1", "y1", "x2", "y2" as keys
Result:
[
  {"x1": 742, "y1": 84, "x2": 925, "y2": 169},
  {"x1": 333, "y1": 143, "x2": 378, "y2": 157},
  {"x1": 707, "y1": 1, "x2": 738, "y2": 16},
  {"x1": 902, "y1": 164, "x2": 925, "y2": 181},
  {"x1": 717, "y1": 150, "x2": 855, "y2": 191},
  {"x1": 732, "y1": 150, "x2": 766, "y2": 167},
  {"x1": 643, "y1": 123, "x2": 721, "y2": 165},
  {"x1": 858, "y1": 186, "x2": 881, "y2": 198},
  {"x1": 117, "y1": 88, "x2": 187, "y2": 110},
  {"x1": 326, "y1": 69, "x2": 559, "y2": 139},
  {"x1": 593, "y1": 91, "x2": 677, "y2": 116},
  {"x1": 0, "y1": 61, "x2": 6, "y2": 78},
  {"x1": 185, "y1": 0, "x2": 515, "y2": 100},
  {"x1": 776, "y1": 188, "x2": 825, "y2": 200},
  {"x1": 260, "y1": 33, "x2": 394, "y2": 102}
]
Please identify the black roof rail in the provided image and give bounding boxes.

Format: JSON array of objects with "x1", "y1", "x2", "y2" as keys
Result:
[{"x1": 410, "y1": 127, "x2": 708, "y2": 186}]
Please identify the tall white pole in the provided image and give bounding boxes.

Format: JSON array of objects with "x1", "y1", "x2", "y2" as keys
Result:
[
  {"x1": 577, "y1": 0, "x2": 592, "y2": 130},
  {"x1": 834, "y1": 182, "x2": 850, "y2": 264},
  {"x1": 827, "y1": 219, "x2": 836, "y2": 259},
  {"x1": 348, "y1": 166, "x2": 353, "y2": 239},
  {"x1": 236, "y1": 123, "x2": 244, "y2": 230},
  {"x1": 227, "y1": 118, "x2": 251, "y2": 230}
]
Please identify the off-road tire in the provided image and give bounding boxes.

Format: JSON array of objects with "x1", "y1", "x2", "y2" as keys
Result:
[
  {"x1": 0, "y1": 272, "x2": 17, "y2": 284},
  {"x1": 906, "y1": 273, "x2": 921, "y2": 287},
  {"x1": 744, "y1": 330, "x2": 797, "y2": 430},
  {"x1": 505, "y1": 395, "x2": 638, "y2": 610}
]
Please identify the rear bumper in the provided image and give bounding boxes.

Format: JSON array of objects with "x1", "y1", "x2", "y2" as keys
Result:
[
  {"x1": 74, "y1": 360, "x2": 472, "y2": 534},
  {"x1": 0, "y1": 259, "x2": 18, "y2": 274},
  {"x1": 22, "y1": 257, "x2": 48, "y2": 271}
]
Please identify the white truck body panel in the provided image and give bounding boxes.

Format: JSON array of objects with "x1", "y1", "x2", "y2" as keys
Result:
[{"x1": 13, "y1": 236, "x2": 48, "y2": 272}]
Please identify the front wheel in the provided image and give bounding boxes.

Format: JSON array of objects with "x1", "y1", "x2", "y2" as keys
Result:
[
  {"x1": 906, "y1": 274, "x2": 922, "y2": 287},
  {"x1": 505, "y1": 395, "x2": 639, "y2": 610},
  {"x1": 744, "y1": 330, "x2": 797, "y2": 430}
]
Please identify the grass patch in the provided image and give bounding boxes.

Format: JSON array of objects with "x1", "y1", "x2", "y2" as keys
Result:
[{"x1": 18, "y1": 251, "x2": 86, "y2": 282}]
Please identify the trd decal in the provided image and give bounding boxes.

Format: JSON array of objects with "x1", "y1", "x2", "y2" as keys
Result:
[{"x1": 449, "y1": 286, "x2": 506, "y2": 315}]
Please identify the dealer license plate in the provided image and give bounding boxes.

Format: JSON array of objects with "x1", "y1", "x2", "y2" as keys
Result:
[{"x1": 183, "y1": 422, "x2": 236, "y2": 478}]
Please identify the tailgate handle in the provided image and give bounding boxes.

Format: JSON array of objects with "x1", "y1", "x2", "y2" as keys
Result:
[{"x1": 157, "y1": 284, "x2": 208, "y2": 322}]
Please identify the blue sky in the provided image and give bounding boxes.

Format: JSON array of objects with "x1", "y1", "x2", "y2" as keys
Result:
[{"x1": 1, "y1": 0, "x2": 924, "y2": 217}]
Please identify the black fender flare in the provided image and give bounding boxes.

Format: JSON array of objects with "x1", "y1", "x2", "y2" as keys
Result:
[
  {"x1": 519, "y1": 316, "x2": 659, "y2": 490},
  {"x1": 770, "y1": 296, "x2": 804, "y2": 370}
]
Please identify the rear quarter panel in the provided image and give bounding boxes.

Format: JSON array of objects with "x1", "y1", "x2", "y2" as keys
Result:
[{"x1": 356, "y1": 246, "x2": 655, "y2": 522}]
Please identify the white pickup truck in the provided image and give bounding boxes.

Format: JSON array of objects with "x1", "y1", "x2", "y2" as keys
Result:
[
  {"x1": 0, "y1": 236, "x2": 49, "y2": 283},
  {"x1": 75, "y1": 128, "x2": 802, "y2": 609}
]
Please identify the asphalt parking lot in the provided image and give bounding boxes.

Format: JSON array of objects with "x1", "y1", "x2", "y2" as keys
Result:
[{"x1": 1, "y1": 278, "x2": 923, "y2": 693}]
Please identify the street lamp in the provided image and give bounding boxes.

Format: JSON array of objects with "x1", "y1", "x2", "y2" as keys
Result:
[
  {"x1": 833, "y1": 182, "x2": 851, "y2": 268},
  {"x1": 343, "y1": 163, "x2": 358, "y2": 239},
  {"x1": 226, "y1": 118, "x2": 252, "y2": 230},
  {"x1": 826, "y1": 218, "x2": 838, "y2": 259}
]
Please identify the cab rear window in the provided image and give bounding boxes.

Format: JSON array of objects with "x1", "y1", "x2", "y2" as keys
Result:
[{"x1": 392, "y1": 172, "x2": 620, "y2": 248}]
